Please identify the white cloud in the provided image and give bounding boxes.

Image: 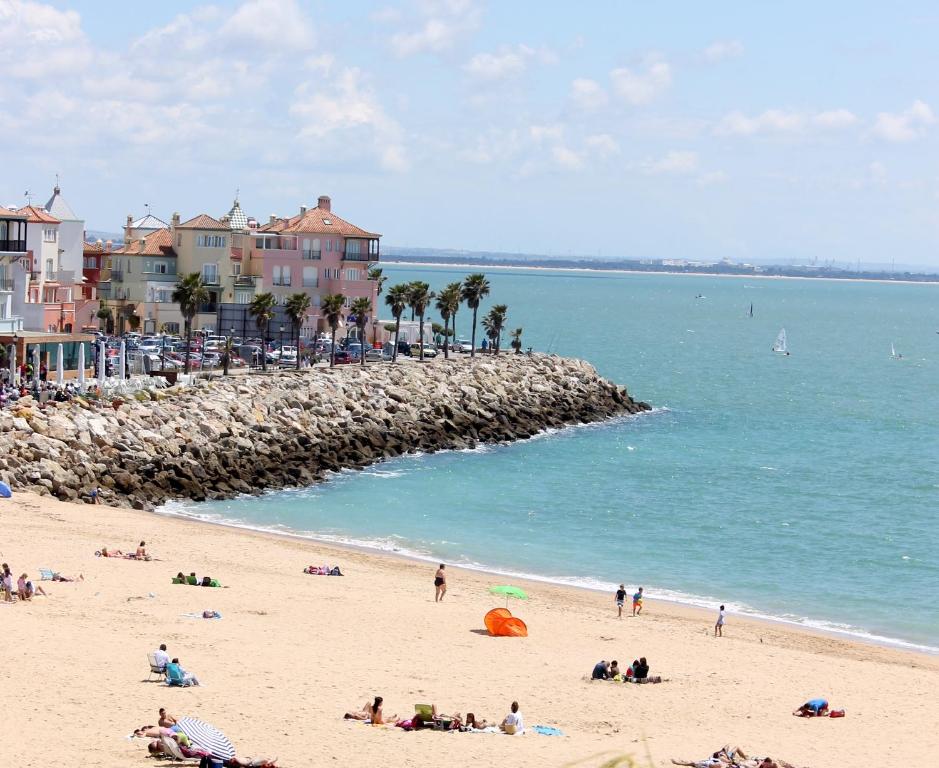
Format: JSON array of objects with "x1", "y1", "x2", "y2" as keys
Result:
[
  {"x1": 463, "y1": 44, "x2": 556, "y2": 81},
  {"x1": 0, "y1": 0, "x2": 90, "y2": 79},
  {"x1": 696, "y1": 170, "x2": 729, "y2": 186},
  {"x1": 290, "y1": 68, "x2": 408, "y2": 172},
  {"x1": 703, "y1": 40, "x2": 744, "y2": 62},
  {"x1": 642, "y1": 150, "x2": 699, "y2": 175},
  {"x1": 529, "y1": 124, "x2": 564, "y2": 143},
  {"x1": 390, "y1": 0, "x2": 480, "y2": 57},
  {"x1": 585, "y1": 133, "x2": 620, "y2": 158},
  {"x1": 872, "y1": 100, "x2": 936, "y2": 142},
  {"x1": 221, "y1": 0, "x2": 313, "y2": 50},
  {"x1": 552, "y1": 146, "x2": 584, "y2": 171},
  {"x1": 610, "y1": 57, "x2": 672, "y2": 105},
  {"x1": 715, "y1": 110, "x2": 805, "y2": 136},
  {"x1": 570, "y1": 78, "x2": 608, "y2": 110},
  {"x1": 813, "y1": 109, "x2": 859, "y2": 129}
]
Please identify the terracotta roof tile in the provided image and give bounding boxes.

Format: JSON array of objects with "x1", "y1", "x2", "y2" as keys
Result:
[
  {"x1": 259, "y1": 206, "x2": 379, "y2": 238},
  {"x1": 15, "y1": 204, "x2": 60, "y2": 224},
  {"x1": 114, "y1": 228, "x2": 176, "y2": 257},
  {"x1": 176, "y1": 213, "x2": 229, "y2": 230},
  {"x1": 0, "y1": 207, "x2": 26, "y2": 220}
]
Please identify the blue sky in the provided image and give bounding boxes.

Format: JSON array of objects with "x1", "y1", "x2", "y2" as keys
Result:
[{"x1": 2, "y1": 1, "x2": 939, "y2": 267}]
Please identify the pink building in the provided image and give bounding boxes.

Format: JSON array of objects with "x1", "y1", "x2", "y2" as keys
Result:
[{"x1": 249, "y1": 195, "x2": 380, "y2": 338}]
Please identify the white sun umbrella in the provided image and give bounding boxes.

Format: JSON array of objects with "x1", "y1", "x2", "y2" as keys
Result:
[
  {"x1": 176, "y1": 717, "x2": 236, "y2": 761},
  {"x1": 97, "y1": 341, "x2": 106, "y2": 385},
  {"x1": 118, "y1": 339, "x2": 126, "y2": 380},
  {"x1": 77, "y1": 343, "x2": 85, "y2": 390},
  {"x1": 32, "y1": 346, "x2": 40, "y2": 387},
  {"x1": 8, "y1": 344, "x2": 16, "y2": 386},
  {"x1": 56, "y1": 343, "x2": 64, "y2": 386}
]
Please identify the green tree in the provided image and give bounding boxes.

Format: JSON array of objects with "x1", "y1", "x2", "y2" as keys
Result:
[
  {"x1": 321, "y1": 294, "x2": 346, "y2": 368},
  {"x1": 434, "y1": 283, "x2": 461, "y2": 360},
  {"x1": 248, "y1": 292, "x2": 277, "y2": 372},
  {"x1": 444, "y1": 281, "x2": 462, "y2": 343},
  {"x1": 284, "y1": 292, "x2": 312, "y2": 370},
  {"x1": 350, "y1": 296, "x2": 372, "y2": 367},
  {"x1": 96, "y1": 306, "x2": 112, "y2": 333},
  {"x1": 482, "y1": 303, "x2": 508, "y2": 355},
  {"x1": 368, "y1": 267, "x2": 386, "y2": 346},
  {"x1": 510, "y1": 327, "x2": 523, "y2": 354},
  {"x1": 384, "y1": 283, "x2": 410, "y2": 363},
  {"x1": 460, "y1": 273, "x2": 490, "y2": 358},
  {"x1": 221, "y1": 333, "x2": 235, "y2": 375},
  {"x1": 408, "y1": 281, "x2": 434, "y2": 361},
  {"x1": 171, "y1": 273, "x2": 209, "y2": 374}
]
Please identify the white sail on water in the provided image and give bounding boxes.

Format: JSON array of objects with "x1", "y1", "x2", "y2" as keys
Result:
[{"x1": 773, "y1": 328, "x2": 788, "y2": 354}]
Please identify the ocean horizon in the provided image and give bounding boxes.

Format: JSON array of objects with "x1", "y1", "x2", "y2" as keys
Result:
[{"x1": 162, "y1": 265, "x2": 939, "y2": 652}]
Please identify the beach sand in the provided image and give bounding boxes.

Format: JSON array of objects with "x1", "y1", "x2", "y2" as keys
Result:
[{"x1": 2, "y1": 492, "x2": 936, "y2": 768}]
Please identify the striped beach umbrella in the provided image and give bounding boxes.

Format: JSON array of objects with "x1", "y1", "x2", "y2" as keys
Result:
[{"x1": 177, "y1": 717, "x2": 236, "y2": 760}]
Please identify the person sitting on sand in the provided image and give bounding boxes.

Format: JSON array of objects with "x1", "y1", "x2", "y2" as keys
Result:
[
  {"x1": 609, "y1": 660, "x2": 621, "y2": 679},
  {"x1": 591, "y1": 660, "x2": 611, "y2": 680},
  {"x1": 500, "y1": 701, "x2": 524, "y2": 735},
  {"x1": 793, "y1": 698, "x2": 829, "y2": 717},
  {"x1": 134, "y1": 541, "x2": 152, "y2": 561},
  {"x1": 635, "y1": 657, "x2": 649, "y2": 680},
  {"x1": 16, "y1": 574, "x2": 31, "y2": 601},
  {"x1": 158, "y1": 708, "x2": 177, "y2": 729},
  {"x1": 25, "y1": 576, "x2": 47, "y2": 599},
  {"x1": 153, "y1": 643, "x2": 170, "y2": 670},
  {"x1": 345, "y1": 696, "x2": 396, "y2": 724}
]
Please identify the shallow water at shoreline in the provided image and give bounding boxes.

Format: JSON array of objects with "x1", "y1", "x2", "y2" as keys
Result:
[{"x1": 166, "y1": 267, "x2": 939, "y2": 650}]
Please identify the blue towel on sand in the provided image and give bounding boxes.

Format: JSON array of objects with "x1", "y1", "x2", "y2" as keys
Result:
[{"x1": 532, "y1": 725, "x2": 563, "y2": 736}]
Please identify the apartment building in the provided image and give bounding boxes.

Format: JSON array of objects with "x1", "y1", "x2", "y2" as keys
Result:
[{"x1": 0, "y1": 207, "x2": 27, "y2": 332}]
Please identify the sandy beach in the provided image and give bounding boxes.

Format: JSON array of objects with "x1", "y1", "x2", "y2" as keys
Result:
[{"x1": 2, "y1": 492, "x2": 937, "y2": 768}]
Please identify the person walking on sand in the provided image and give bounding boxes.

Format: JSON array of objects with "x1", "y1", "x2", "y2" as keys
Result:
[
  {"x1": 715, "y1": 605, "x2": 725, "y2": 637},
  {"x1": 615, "y1": 584, "x2": 627, "y2": 618},
  {"x1": 632, "y1": 586, "x2": 643, "y2": 616},
  {"x1": 434, "y1": 564, "x2": 447, "y2": 602}
]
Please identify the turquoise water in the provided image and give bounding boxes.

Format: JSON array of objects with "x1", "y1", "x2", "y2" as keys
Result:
[{"x1": 164, "y1": 267, "x2": 939, "y2": 651}]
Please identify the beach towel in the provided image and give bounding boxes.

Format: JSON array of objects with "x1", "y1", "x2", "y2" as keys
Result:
[
  {"x1": 181, "y1": 611, "x2": 222, "y2": 619},
  {"x1": 531, "y1": 725, "x2": 564, "y2": 736}
]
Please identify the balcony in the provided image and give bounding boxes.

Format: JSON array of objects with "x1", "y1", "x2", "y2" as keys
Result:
[
  {"x1": 234, "y1": 274, "x2": 258, "y2": 287},
  {"x1": 302, "y1": 278, "x2": 319, "y2": 288},
  {"x1": 341, "y1": 251, "x2": 373, "y2": 262},
  {"x1": 302, "y1": 249, "x2": 321, "y2": 261},
  {"x1": 197, "y1": 302, "x2": 218, "y2": 314},
  {"x1": 272, "y1": 279, "x2": 292, "y2": 287},
  {"x1": 201, "y1": 275, "x2": 221, "y2": 286},
  {"x1": 97, "y1": 283, "x2": 111, "y2": 296},
  {"x1": 110, "y1": 269, "x2": 124, "y2": 282},
  {"x1": 0, "y1": 239, "x2": 26, "y2": 253},
  {"x1": 0, "y1": 279, "x2": 14, "y2": 291}
]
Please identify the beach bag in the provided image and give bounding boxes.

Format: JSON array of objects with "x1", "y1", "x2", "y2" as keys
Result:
[
  {"x1": 330, "y1": 566, "x2": 343, "y2": 576},
  {"x1": 830, "y1": 709, "x2": 845, "y2": 718},
  {"x1": 209, "y1": 579, "x2": 220, "y2": 588}
]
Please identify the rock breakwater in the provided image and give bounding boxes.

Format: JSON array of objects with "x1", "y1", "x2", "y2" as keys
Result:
[{"x1": 0, "y1": 355, "x2": 649, "y2": 510}]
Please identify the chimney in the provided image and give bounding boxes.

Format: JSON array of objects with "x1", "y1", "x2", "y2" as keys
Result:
[
  {"x1": 269, "y1": 214, "x2": 277, "y2": 225},
  {"x1": 300, "y1": 205, "x2": 307, "y2": 216},
  {"x1": 317, "y1": 195, "x2": 331, "y2": 212},
  {"x1": 171, "y1": 212, "x2": 180, "y2": 227},
  {"x1": 126, "y1": 214, "x2": 133, "y2": 227},
  {"x1": 105, "y1": 240, "x2": 112, "y2": 252},
  {"x1": 124, "y1": 214, "x2": 133, "y2": 242}
]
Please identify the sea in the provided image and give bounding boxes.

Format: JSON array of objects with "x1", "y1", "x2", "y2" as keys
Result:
[{"x1": 161, "y1": 265, "x2": 939, "y2": 652}]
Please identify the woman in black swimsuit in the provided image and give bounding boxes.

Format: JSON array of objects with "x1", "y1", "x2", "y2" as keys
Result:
[{"x1": 434, "y1": 564, "x2": 447, "y2": 602}]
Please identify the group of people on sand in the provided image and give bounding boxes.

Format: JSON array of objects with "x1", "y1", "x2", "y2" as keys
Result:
[
  {"x1": 97, "y1": 541, "x2": 152, "y2": 560},
  {"x1": 591, "y1": 658, "x2": 661, "y2": 684},
  {"x1": 133, "y1": 708, "x2": 277, "y2": 766},
  {"x1": 172, "y1": 571, "x2": 222, "y2": 587},
  {"x1": 672, "y1": 745, "x2": 796, "y2": 768},
  {"x1": 303, "y1": 564, "x2": 343, "y2": 575},
  {"x1": 345, "y1": 696, "x2": 525, "y2": 734},
  {"x1": 614, "y1": 584, "x2": 643, "y2": 617},
  {"x1": 152, "y1": 643, "x2": 201, "y2": 686},
  {"x1": 2, "y1": 562, "x2": 48, "y2": 602}
]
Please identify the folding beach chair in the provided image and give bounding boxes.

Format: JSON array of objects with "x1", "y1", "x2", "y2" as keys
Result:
[
  {"x1": 160, "y1": 734, "x2": 200, "y2": 763},
  {"x1": 414, "y1": 704, "x2": 436, "y2": 727},
  {"x1": 166, "y1": 664, "x2": 195, "y2": 687},
  {"x1": 147, "y1": 652, "x2": 167, "y2": 681},
  {"x1": 38, "y1": 569, "x2": 55, "y2": 581}
]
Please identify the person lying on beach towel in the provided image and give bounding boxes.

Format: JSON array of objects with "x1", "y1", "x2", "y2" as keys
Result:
[
  {"x1": 51, "y1": 572, "x2": 82, "y2": 582},
  {"x1": 96, "y1": 547, "x2": 124, "y2": 557},
  {"x1": 344, "y1": 696, "x2": 397, "y2": 724},
  {"x1": 462, "y1": 713, "x2": 492, "y2": 730},
  {"x1": 672, "y1": 746, "x2": 795, "y2": 768},
  {"x1": 303, "y1": 565, "x2": 343, "y2": 575}
]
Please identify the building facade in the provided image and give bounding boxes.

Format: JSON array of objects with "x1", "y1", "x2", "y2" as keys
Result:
[{"x1": 0, "y1": 207, "x2": 27, "y2": 332}]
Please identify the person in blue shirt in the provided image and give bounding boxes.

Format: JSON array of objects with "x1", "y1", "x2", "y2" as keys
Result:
[
  {"x1": 591, "y1": 660, "x2": 610, "y2": 680},
  {"x1": 793, "y1": 698, "x2": 829, "y2": 717}
]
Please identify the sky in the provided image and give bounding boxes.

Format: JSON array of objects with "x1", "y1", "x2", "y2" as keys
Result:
[{"x1": 2, "y1": 0, "x2": 939, "y2": 268}]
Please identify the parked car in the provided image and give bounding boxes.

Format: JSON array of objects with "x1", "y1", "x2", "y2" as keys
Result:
[
  {"x1": 279, "y1": 345, "x2": 298, "y2": 365},
  {"x1": 453, "y1": 338, "x2": 473, "y2": 353},
  {"x1": 410, "y1": 343, "x2": 438, "y2": 358},
  {"x1": 364, "y1": 347, "x2": 384, "y2": 362},
  {"x1": 332, "y1": 349, "x2": 354, "y2": 364}
]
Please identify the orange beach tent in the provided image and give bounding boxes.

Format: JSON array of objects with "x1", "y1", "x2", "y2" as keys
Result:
[{"x1": 484, "y1": 607, "x2": 528, "y2": 637}]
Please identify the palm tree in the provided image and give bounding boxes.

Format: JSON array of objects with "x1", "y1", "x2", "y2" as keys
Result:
[
  {"x1": 320, "y1": 294, "x2": 345, "y2": 368},
  {"x1": 284, "y1": 292, "x2": 312, "y2": 370},
  {"x1": 368, "y1": 267, "x2": 386, "y2": 346},
  {"x1": 408, "y1": 281, "x2": 434, "y2": 361},
  {"x1": 384, "y1": 283, "x2": 409, "y2": 363},
  {"x1": 407, "y1": 280, "x2": 423, "y2": 321},
  {"x1": 171, "y1": 272, "x2": 209, "y2": 374},
  {"x1": 460, "y1": 273, "x2": 490, "y2": 358},
  {"x1": 434, "y1": 284, "x2": 460, "y2": 360},
  {"x1": 510, "y1": 327, "x2": 523, "y2": 354},
  {"x1": 221, "y1": 333, "x2": 235, "y2": 375},
  {"x1": 248, "y1": 292, "x2": 277, "y2": 372},
  {"x1": 350, "y1": 297, "x2": 372, "y2": 367},
  {"x1": 444, "y1": 280, "x2": 462, "y2": 342},
  {"x1": 482, "y1": 304, "x2": 507, "y2": 355}
]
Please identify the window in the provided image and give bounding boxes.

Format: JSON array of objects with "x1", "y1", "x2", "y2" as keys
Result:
[
  {"x1": 273, "y1": 265, "x2": 291, "y2": 286},
  {"x1": 234, "y1": 290, "x2": 252, "y2": 304},
  {"x1": 45, "y1": 258, "x2": 54, "y2": 279},
  {"x1": 43, "y1": 227, "x2": 57, "y2": 243},
  {"x1": 325, "y1": 239, "x2": 332, "y2": 252},
  {"x1": 196, "y1": 234, "x2": 226, "y2": 247},
  {"x1": 346, "y1": 240, "x2": 360, "y2": 255},
  {"x1": 154, "y1": 261, "x2": 168, "y2": 274},
  {"x1": 177, "y1": 234, "x2": 182, "y2": 247},
  {"x1": 164, "y1": 322, "x2": 180, "y2": 334},
  {"x1": 302, "y1": 266, "x2": 318, "y2": 287},
  {"x1": 323, "y1": 218, "x2": 332, "y2": 225},
  {"x1": 202, "y1": 264, "x2": 219, "y2": 284},
  {"x1": 83, "y1": 256, "x2": 97, "y2": 269}
]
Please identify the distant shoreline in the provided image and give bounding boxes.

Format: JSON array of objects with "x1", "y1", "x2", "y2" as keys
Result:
[{"x1": 383, "y1": 259, "x2": 939, "y2": 286}]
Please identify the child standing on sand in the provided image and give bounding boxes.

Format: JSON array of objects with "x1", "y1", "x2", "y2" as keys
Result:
[
  {"x1": 715, "y1": 605, "x2": 725, "y2": 637},
  {"x1": 615, "y1": 584, "x2": 627, "y2": 618},
  {"x1": 632, "y1": 587, "x2": 643, "y2": 616}
]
